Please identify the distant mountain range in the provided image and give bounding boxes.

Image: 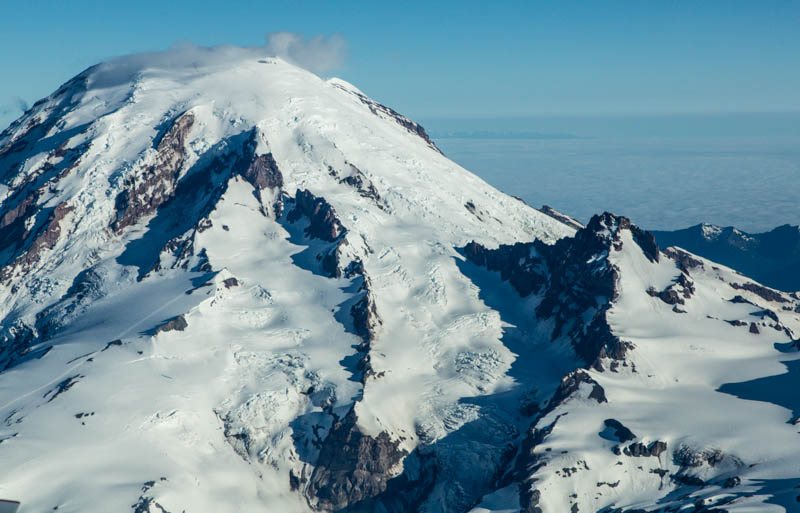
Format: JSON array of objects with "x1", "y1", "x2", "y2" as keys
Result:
[{"x1": 652, "y1": 223, "x2": 800, "y2": 292}]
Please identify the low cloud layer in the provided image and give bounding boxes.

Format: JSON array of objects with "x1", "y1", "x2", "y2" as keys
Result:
[{"x1": 90, "y1": 33, "x2": 346, "y2": 89}]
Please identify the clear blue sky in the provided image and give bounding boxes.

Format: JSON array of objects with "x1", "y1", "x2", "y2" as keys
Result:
[{"x1": 1, "y1": 1, "x2": 799, "y2": 129}]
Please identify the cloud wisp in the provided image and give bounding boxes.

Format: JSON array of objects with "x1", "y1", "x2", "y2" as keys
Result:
[
  {"x1": 89, "y1": 32, "x2": 347, "y2": 89},
  {"x1": 0, "y1": 97, "x2": 30, "y2": 117},
  {"x1": 264, "y1": 32, "x2": 347, "y2": 74}
]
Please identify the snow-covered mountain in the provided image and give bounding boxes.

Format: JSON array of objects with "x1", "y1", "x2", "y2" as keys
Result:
[
  {"x1": 1, "y1": 49, "x2": 799, "y2": 513},
  {"x1": 652, "y1": 223, "x2": 800, "y2": 293}
]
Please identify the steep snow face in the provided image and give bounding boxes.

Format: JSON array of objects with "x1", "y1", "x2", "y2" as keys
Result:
[
  {"x1": 0, "y1": 53, "x2": 574, "y2": 513},
  {"x1": 465, "y1": 214, "x2": 800, "y2": 513}
]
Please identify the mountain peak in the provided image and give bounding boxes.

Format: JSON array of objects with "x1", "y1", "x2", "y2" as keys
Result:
[
  {"x1": 580, "y1": 212, "x2": 660, "y2": 263},
  {"x1": 2, "y1": 54, "x2": 800, "y2": 513}
]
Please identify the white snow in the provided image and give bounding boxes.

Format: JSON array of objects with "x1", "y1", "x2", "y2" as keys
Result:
[
  {"x1": 0, "y1": 54, "x2": 573, "y2": 512},
  {"x1": 2, "y1": 50, "x2": 799, "y2": 513}
]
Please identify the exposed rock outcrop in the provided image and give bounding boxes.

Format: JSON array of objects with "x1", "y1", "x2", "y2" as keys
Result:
[
  {"x1": 463, "y1": 240, "x2": 547, "y2": 298},
  {"x1": 673, "y1": 446, "x2": 726, "y2": 468},
  {"x1": 465, "y1": 213, "x2": 652, "y2": 369},
  {"x1": 1, "y1": 201, "x2": 74, "y2": 283},
  {"x1": 288, "y1": 189, "x2": 344, "y2": 243},
  {"x1": 307, "y1": 408, "x2": 407, "y2": 511},
  {"x1": 335, "y1": 163, "x2": 382, "y2": 206},
  {"x1": 647, "y1": 273, "x2": 695, "y2": 307},
  {"x1": 730, "y1": 282, "x2": 787, "y2": 304},
  {"x1": 538, "y1": 215, "x2": 633, "y2": 364},
  {"x1": 550, "y1": 370, "x2": 608, "y2": 406},
  {"x1": 0, "y1": 322, "x2": 37, "y2": 371},
  {"x1": 153, "y1": 315, "x2": 188, "y2": 335},
  {"x1": 538, "y1": 205, "x2": 584, "y2": 231},
  {"x1": 603, "y1": 419, "x2": 636, "y2": 443},
  {"x1": 517, "y1": 415, "x2": 564, "y2": 513},
  {"x1": 331, "y1": 82, "x2": 442, "y2": 154},
  {"x1": 614, "y1": 441, "x2": 668, "y2": 458},
  {"x1": 663, "y1": 247, "x2": 704, "y2": 273},
  {"x1": 112, "y1": 111, "x2": 195, "y2": 232},
  {"x1": 233, "y1": 130, "x2": 283, "y2": 192}
]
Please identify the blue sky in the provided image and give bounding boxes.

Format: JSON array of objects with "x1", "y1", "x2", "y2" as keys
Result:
[{"x1": 1, "y1": 1, "x2": 800, "y2": 129}]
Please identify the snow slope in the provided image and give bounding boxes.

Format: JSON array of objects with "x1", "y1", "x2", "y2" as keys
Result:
[
  {"x1": 466, "y1": 215, "x2": 800, "y2": 513},
  {"x1": 1, "y1": 48, "x2": 799, "y2": 513}
]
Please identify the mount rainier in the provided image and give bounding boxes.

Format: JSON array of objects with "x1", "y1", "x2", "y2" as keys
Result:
[{"x1": 1, "y1": 48, "x2": 799, "y2": 513}]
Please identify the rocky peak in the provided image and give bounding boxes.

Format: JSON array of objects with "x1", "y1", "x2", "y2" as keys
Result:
[
  {"x1": 467, "y1": 212, "x2": 660, "y2": 369},
  {"x1": 582, "y1": 212, "x2": 659, "y2": 263}
]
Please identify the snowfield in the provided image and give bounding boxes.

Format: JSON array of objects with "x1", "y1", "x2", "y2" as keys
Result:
[{"x1": 0, "y1": 48, "x2": 799, "y2": 513}]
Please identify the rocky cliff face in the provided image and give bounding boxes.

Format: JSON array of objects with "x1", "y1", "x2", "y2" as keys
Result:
[{"x1": 464, "y1": 213, "x2": 649, "y2": 370}]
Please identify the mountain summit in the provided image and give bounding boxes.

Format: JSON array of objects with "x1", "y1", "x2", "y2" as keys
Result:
[{"x1": 1, "y1": 53, "x2": 799, "y2": 513}]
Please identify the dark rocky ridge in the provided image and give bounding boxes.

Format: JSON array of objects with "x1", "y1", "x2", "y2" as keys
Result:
[
  {"x1": 288, "y1": 189, "x2": 345, "y2": 243},
  {"x1": 662, "y1": 246, "x2": 704, "y2": 273},
  {"x1": 233, "y1": 129, "x2": 284, "y2": 192},
  {"x1": 464, "y1": 212, "x2": 653, "y2": 370},
  {"x1": 730, "y1": 282, "x2": 787, "y2": 303},
  {"x1": 0, "y1": 138, "x2": 87, "y2": 284},
  {"x1": 549, "y1": 370, "x2": 608, "y2": 407},
  {"x1": 330, "y1": 83, "x2": 442, "y2": 155},
  {"x1": 112, "y1": 110, "x2": 196, "y2": 232},
  {"x1": 537, "y1": 205, "x2": 584, "y2": 231},
  {"x1": 603, "y1": 419, "x2": 636, "y2": 443},
  {"x1": 349, "y1": 269, "x2": 382, "y2": 379},
  {"x1": 284, "y1": 188, "x2": 349, "y2": 279},
  {"x1": 1, "y1": 201, "x2": 74, "y2": 284},
  {"x1": 516, "y1": 414, "x2": 564, "y2": 513}
]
